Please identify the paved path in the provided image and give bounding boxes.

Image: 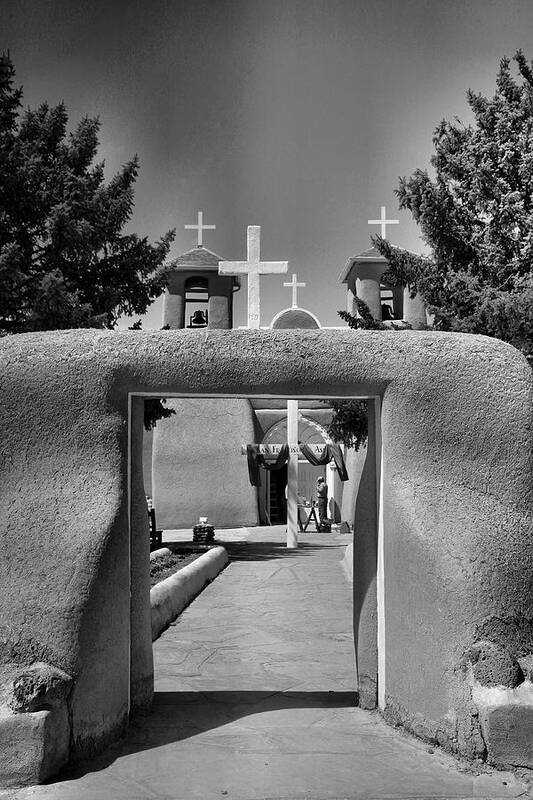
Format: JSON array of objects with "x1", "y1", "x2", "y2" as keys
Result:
[{"x1": 9, "y1": 527, "x2": 530, "y2": 799}]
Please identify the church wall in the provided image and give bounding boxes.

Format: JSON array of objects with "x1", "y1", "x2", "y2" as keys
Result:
[
  {"x1": 142, "y1": 427, "x2": 153, "y2": 496},
  {"x1": 340, "y1": 444, "x2": 367, "y2": 528},
  {"x1": 152, "y1": 397, "x2": 259, "y2": 529},
  {"x1": 254, "y1": 407, "x2": 333, "y2": 434}
]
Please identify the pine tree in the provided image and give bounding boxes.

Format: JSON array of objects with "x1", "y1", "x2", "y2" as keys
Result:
[
  {"x1": 0, "y1": 53, "x2": 175, "y2": 334},
  {"x1": 322, "y1": 299, "x2": 389, "y2": 449},
  {"x1": 375, "y1": 50, "x2": 533, "y2": 362}
]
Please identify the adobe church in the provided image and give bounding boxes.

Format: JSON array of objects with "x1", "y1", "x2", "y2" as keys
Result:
[{"x1": 145, "y1": 211, "x2": 428, "y2": 532}]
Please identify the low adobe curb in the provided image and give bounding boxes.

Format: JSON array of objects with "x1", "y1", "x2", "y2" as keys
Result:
[
  {"x1": 150, "y1": 546, "x2": 173, "y2": 563},
  {"x1": 150, "y1": 545, "x2": 229, "y2": 641}
]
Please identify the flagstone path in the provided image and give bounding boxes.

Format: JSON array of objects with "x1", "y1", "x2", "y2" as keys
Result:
[{"x1": 6, "y1": 526, "x2": 531, "y2": 800}]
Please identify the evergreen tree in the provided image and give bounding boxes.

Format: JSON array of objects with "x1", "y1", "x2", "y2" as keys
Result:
[
  {"x1": 0, "y1": 53, "x2": 175, "y2": 334},
  {"x1": 375, "y1": 50, "x2": 533, "y2": 362},
  {"x1": 326, "y1": 300, "x2": 411, "y2": 449},
  {"x1": 128, "y1": 320, "x2": 176, "y2": 431},
  {"x1": 323, "y1": 299, "x2": 390, "y2": 449}
]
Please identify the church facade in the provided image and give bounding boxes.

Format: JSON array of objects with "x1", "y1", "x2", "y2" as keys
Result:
[{"x1": 147, "y1": 238, "x2": 428, "y2": 531}]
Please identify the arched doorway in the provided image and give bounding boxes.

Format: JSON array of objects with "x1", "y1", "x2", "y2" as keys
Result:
[{"x1": 261, "y1": 415, "x2": 332, "y2": 523}]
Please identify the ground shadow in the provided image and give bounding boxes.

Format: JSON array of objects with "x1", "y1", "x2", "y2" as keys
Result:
[
  {"x1": 51, "y1": 690, "x2": 359, "y2": 783},
  {"x1": 166, "y1": 540, "x2": 347, "y2": 562}
]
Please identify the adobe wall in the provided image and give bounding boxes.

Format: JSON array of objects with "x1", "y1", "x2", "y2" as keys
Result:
[
  {"x1": 0, "y1": 328, "x2": 531, "y2": 785},
  {"x1": 352, "y1": 403, "x2": 379, "y2": 710},
  {"x1": 152, "y1": 398, "x2": 259, "y2": 529}
]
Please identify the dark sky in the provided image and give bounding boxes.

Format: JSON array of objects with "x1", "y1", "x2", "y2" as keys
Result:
[{"x1": 4, "y1": 0, "x2": 533, "y2": 326}]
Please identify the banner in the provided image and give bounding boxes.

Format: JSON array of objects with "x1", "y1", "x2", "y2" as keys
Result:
[
  {"x1": 299, "y1": 443, "x2": 349, "y2": 481},
  {"x1": 246, "y1": 444, "x2": 290, "y2": 487},
  {"x1": 246, "y1": 442, "x2": 349, "y2": 485}
]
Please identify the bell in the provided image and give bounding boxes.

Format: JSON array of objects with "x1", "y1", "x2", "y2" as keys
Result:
[{"x1": 190, "y1": 309, "x2": 207, "y2": 327}]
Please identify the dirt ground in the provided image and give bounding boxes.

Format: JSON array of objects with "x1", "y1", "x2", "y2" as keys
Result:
[{"x1": 149, "y1": 550, "x2": 203, "y2": 587}]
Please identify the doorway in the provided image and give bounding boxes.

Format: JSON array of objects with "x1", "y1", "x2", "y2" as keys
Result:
[{"x1": 132, "y1": 393, "x2": 383, "y2": 717}]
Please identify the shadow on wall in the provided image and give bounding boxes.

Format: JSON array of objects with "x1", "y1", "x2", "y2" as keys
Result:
[{"x1": 351, "y1": 404, "x2": 378, "y2": 711}]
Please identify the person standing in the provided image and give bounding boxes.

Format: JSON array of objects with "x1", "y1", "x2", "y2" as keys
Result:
[{"x1": 316, "y1": 477, "x2": 328, "y2": 528}]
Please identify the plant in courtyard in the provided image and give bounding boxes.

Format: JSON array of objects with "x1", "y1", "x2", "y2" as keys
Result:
[
  {"x1": 326, "y1": 398, "x2": 369, "y2": 450},
  {"x1": 128, "y1": 321, "x2": 176, "y2": 431},
  {"x1": 374, "y1": 50, "x2": 533, "y2": 363},
  {"x1": 0, "y1": 53, "x2": 175, "y2": 334}
]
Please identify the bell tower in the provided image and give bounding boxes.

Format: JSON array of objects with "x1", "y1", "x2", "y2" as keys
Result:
[
  {"x1": 162, "y1": 246, "x2": 240, "y2": 329},
  {"x1": 163, "y1": 212, "x2": 240, "y2": 329}
]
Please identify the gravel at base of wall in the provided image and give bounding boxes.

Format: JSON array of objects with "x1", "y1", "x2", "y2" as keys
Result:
[
  {"x1": 149, "y1": 546, "x2": 172, "y2": 562},
  {"x1": 150, "y1": 545, "x2": 229, "y2": 641}
]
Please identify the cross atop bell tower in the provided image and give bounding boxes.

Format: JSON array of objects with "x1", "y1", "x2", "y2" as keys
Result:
[
  {"x1": 184, "y1": 211, "x2": 216, "y2": 247},
  {"x1": 367, "y1": 205, "x2": 399, "y2": 239}
]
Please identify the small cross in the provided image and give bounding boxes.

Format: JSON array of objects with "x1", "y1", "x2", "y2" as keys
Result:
[
  {"x1": 283, "y1": 273, "x2": 306, "y2": 309},
  {"x1": 184, "y1": 211, "x2": 216, "y2": 246},
  {"x1": 219, "y1": 226, "x2": 288, "y2": 328},
  {"x1": 368, "y1": 206, "x2": 399, "y2": 239}
]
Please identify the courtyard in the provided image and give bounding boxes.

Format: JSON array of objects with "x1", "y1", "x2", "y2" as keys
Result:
[{"x1": 5, "y1": 526, "x2": 527, "y2": 800}]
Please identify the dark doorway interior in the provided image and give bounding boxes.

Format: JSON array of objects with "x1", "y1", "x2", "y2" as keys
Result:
[{"x1": 269, "y1": 465, "x2": 288, "y2": 524}]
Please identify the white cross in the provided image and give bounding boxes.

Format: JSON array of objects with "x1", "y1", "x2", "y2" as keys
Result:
[
  {"x1": 367, "y1": 206, "x2": 399, "y2": 239},
  {"x1": 219, "y1": 226, "x2": 288, "y2": 328},
  {"x1": 184, "y1": 211, "x2": 216, "y2": 246},
  {"x1": 283, "y1": 272, "x2": 306, "y2": 309}
]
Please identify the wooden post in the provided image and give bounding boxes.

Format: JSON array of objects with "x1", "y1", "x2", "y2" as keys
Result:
[{"x1": 286, "y1": 400, "x2": 298, "y2": 548}]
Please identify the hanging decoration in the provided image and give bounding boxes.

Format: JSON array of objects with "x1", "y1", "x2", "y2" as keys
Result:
[
  {"x1": 299, "y1": 443, "x2": 349, "y2": 481},
  {"x1": 246, "y1": 442, "x2": 349, "y2": 486},
  {"x1": 246, "y1": 444, "x2": 290, "y2": 487}
]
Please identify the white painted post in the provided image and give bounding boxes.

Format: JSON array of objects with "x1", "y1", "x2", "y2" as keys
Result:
[
  {"x1": 326, "y1": 460, "x2": 336, "y2": 520},
  {"x1": 286, "y1": 400, "x2": 299, "y2": 549}
]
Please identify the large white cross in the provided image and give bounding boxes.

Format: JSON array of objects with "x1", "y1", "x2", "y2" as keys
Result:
[
  {"x1": 219, "y1": 226, "x2": 288, "y2": 328},
  {"x1": 184, "y1": 211, "x2": 216, "y2": 246},
  {"x1": 368, "y1": 205, "x2": 399, "y2": 239},
  {"x1": 283, "y1": 272, "x2": 306, "y2": 309}
]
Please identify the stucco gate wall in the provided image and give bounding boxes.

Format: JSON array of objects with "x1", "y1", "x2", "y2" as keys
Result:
[{"x1": 0, "y1": 328, "x2": 531, "y2": 786}]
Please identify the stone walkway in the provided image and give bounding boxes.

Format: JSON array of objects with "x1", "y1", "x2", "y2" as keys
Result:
[{"x1": 7, "y1": 527, "x2": 531, "y2": 799}]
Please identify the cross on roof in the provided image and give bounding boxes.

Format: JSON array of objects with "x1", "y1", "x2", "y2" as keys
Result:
[
  {"x1": 184, "y1": 211, "x2": 216, "y2": 246},
  {"x1": 219, "y1": 226, "x2": 288, "y2": 328},
  {"x1": 367, "y1": 205, "x2": 399, "y2": 239},
  {"x1": 283, "y1": 272, "x2": 306, "y2": 309}
]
